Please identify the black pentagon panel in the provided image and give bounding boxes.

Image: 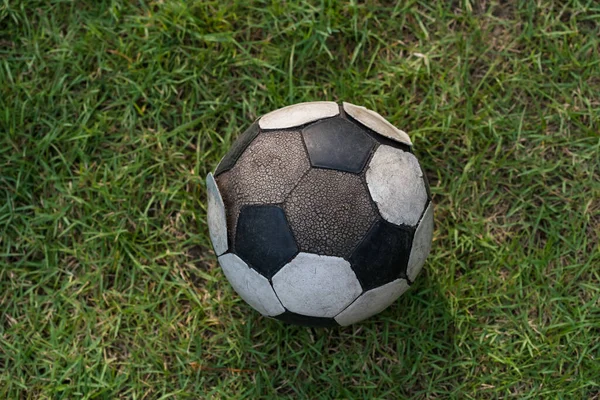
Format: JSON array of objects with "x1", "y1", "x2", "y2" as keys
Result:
[
  {"x1": 302, "y1": 116, "x2": 376, "y2": 173},
  {"x1": 235, "y1": 205, "x2": 298, "y2": 279},
  {"x1": 215, "y1": 130, "x2": 311, "y2": 248},
  {"x1": 349, "y1": 219, "x2": 415, "y2": 291},
  {"x1": 367, "y1": 132, "x2": 413, "y2": 154},
  {"x1": 341, "y1": 113, "x2": 413, "y2": 153},
  {"x1": 274, "y1": 311, "x2": 339, "y2": 328},
  {"x1": 215, "y1": 122, "x2": 260, "y2": 176},
  {"x1": 284, "y1": 169, "x2": 378, "y2": 258}
]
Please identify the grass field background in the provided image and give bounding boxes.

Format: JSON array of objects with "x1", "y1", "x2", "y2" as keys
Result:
[{"x1": 1, "y1": 1, "x2": 599, "y2": 398}]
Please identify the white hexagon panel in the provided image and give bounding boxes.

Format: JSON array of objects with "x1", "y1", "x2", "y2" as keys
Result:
[
  {"x1": 218, "y1": 253, "x2": 285, "y2": 317},
  {"x1": 206, "y1": 172, "x2": 228, "y2": 256},
  {"x1": 259, "y1": 101, "x2": 340, "y2": 130},
  {"x1": 343, "y1": 102, "x2": 412, "y2": 146},
  {"x1": 407, "y1": 202, "x2": 434, "y2": 281},
  {"x1": 366, "y1": 145, "x2": 428, "y2": 227},
  {"x1": 335, "y1": 278, "x2": 410, "y2": 326},
  {"x1": 272, "y1": 252, "x2": 362, "y2": 318}
]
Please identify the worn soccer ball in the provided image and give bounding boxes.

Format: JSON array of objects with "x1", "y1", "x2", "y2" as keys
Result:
[{"x1": 206, "y1": 102, "x2": 433, "y2": 327}]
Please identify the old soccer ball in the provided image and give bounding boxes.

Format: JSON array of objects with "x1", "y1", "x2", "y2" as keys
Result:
[{"x1": 206, "y1": 102, "x2": 433, "y2": 327}]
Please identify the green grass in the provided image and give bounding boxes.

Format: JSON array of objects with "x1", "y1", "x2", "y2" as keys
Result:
[{"x1": 1, "y1": 0, "x2": 599, "y2": 398}]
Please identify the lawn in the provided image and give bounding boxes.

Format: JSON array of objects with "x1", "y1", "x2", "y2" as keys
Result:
[{"x1": 1, "y1": 0, "x2": 599, "y2": 398}]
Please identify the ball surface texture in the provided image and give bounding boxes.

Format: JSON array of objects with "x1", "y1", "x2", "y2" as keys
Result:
[{"x1": 207, "y1": 101, "x2": 433, "y2": 327}]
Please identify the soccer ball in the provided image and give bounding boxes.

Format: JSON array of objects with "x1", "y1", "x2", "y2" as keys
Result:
[{"x1": 206, "y1": 102, "x2": 433, "y2": 327}]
